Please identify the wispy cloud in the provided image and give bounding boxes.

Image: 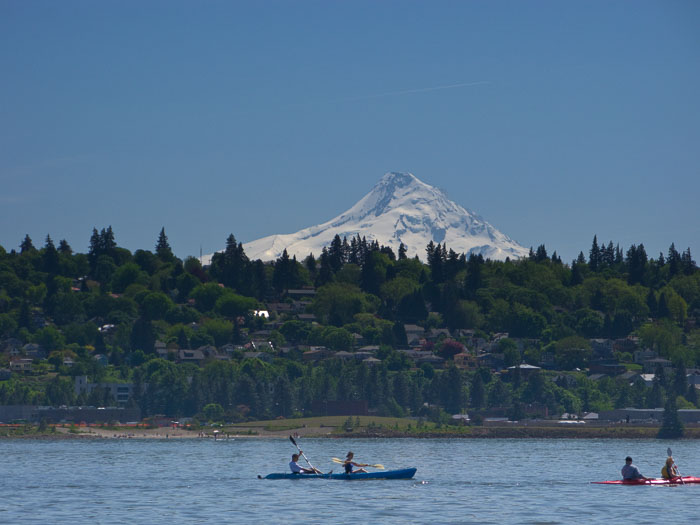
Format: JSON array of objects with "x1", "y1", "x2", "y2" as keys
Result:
[{"x1": 343, "y1": 81, "x2": 491, "y2": 102}]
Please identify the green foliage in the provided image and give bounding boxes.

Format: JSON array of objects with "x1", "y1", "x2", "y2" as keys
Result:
[
  {"x1": 0, "y1": 230, "x2": 698, "y2": 426},
  {"x1": 311, "y1": 283, "x2": 380, "y2": 326}
]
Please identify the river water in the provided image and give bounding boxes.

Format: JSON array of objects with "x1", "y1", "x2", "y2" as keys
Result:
[{"x1": 2, "y1": 437, "x2": 699, "y2": 524}]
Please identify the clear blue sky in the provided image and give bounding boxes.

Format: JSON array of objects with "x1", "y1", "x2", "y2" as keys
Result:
[{"x1": 2, "y1": 1, "x2": 698, "y2": 264}]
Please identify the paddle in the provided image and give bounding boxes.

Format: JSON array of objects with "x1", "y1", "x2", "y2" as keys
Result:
[
  {"x1": 331, "y1": 457, "x2": 385, "y2": 469},
  {"x1": 289, "y1": 435, "x2": 321, "y2": 474},
  {"x1": 667, "y1": 447, "x2": 684, "y2": 485}
]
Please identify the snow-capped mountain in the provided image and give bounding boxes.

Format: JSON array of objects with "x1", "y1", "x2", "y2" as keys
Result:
[{"x1": 208, "y1": 172, "x2": 528, "y2": 263}]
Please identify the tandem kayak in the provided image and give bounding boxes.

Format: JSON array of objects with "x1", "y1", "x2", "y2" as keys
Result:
[
  {"x1": 592, "y1": 476, "x2": 700, "y2": 485},
  {"x1": 261, "y1": 468, "x2": 417, "y2": 480}
]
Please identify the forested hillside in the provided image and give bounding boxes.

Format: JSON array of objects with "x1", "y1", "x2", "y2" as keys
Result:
[{"x1": 0, "y1": 228, "x2": 698, "y2": 424}]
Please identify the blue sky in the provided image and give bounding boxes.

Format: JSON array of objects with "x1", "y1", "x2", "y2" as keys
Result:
[{"x1": 1, "y1": 1, "x2": 698, "y2": 264}]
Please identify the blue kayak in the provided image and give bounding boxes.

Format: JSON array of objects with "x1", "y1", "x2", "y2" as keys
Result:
[{"x1": 261, "y1": 468, "x2": 417, "y2": 480}]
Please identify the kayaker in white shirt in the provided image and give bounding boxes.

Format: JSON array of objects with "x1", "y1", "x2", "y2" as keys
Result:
[{"x1": 289, "y1": 453, "x2": 315, "y2": 474}]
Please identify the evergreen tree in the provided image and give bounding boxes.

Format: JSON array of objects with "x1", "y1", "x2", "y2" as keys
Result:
[
  {"x1": 673, "y1": 363, "x2": 688, "y2": 398},
  {"x1": 681, "y1": 247, "x2": 696, "y2": 275},
  {"x1": 626, "y1": 244, "x2": 648, "y2": 285},
  {"x1": 42, "y1": 235, "x2": 59, "y2": 275},
  {"x1": 58, "y1": 239, "x2": 72, "y2": 255},
  {"x1": 534, "y1": 244, "x2": 548, "y2": 262},
  {"x1": 101, "y1": 226, "x2": 116, "y2": 254},
  {"x1": 470, "y1": 372, "x2": 485, "y2": 410},
  {"x1": 570, "y1": 262, "x2": 584, "y2": 286},
  {"x1": 20, "y1": 234, "x2": 35, "y2": 253},
  {"x1": 658, "y1": 292, "x2": 670, "y2": 319},
  {"x1": 316, "y1": 247, "x2": 333, "y2": 286},
  {"x1": 155, "y1": 227, "x2": 174, "y2": 262},
  {"x1": 615, "y1": 244, "x2": 624, "y2": 265},
  {"x1": 658, "y1": 396, "x2": 684, "y2": 439},
  {"x1": 687, "y1": 384, "x2": 698, "y2": 408},
  {"x1": 88, "y1": 227, "x2": 101, "y2": 269},
  {"x1": 668, "y1": 243, "x2": 681, "y2": 277},
  {"x1": 602, "y1": 241, "x2": 615, "y2": 268},
  {"x1": 646, "y1": 290, "x2": 658, "y2": 317},
  {"x1": 328, "y1": 234, "x2": 345, "y2": 273},
  {"x1": 589, "y1": 235, "x2": 601, "y2": 271},
  {"x1": 464, "y1": 253, "x2": 484, "y2": 299},
  {"x1": 273, "y1": 249, "x2": 300, "y2": 293},
  {"x1": 398, "y1": 243, "x2": 407, "y2": 260}
]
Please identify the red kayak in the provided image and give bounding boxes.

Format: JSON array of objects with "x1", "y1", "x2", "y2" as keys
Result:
[{"x1": 592, "y1": 476, "x2": 700, "y2": 485}]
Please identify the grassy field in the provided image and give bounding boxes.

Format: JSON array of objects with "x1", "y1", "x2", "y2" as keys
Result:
[
  {"x1": 225, "y1": 415, "x2": 434, "y2": 435},
  {"x1": 222, "y1": 416, "x2": 700, "y2": 439}
]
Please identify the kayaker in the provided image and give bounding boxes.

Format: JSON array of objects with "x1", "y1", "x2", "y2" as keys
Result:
[
  {"x1": 289, "y1": 453, "x2": 315, "y2": 474},
  {"x1": 343, "y1": 451, "x2": 369, "y2": 474},
  {"x1": 621, "y1": 456, "x2": 647, "y2": 481},
  {"x1": 661, "y1": 456, "x2": 680, "y2": 480}
]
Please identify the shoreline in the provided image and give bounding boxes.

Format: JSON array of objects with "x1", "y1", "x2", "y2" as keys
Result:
[{"x1": 4, "y1": 423, "x2": 700, "y2": 440}]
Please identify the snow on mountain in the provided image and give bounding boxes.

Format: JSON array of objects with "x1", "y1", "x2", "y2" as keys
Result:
[{"x1": 206, "y1": 172, "x2": 528, "y2": 264}]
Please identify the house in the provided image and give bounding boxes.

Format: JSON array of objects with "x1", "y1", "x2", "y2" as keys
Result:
[
  {"x1": 618, "y1": 371, "x2": 655, "y2": 387},
  {"x1": 589, "y1": 359, "x2": 626, "y2": 376},
  {"x1": 249, "y1": 340, "x2": 274, "y2": 352},
  {"x1": 614, "y1": 337, "x2": 640, "y2": 353},
  {"x1": 399, "y1": 349, "x2": 430, "y2": 360},
  {"x1": 296, "y1": 314, "x2": 317, "y2": 323},
  {"x1": 426, "y1": 328, "x2": 451, "y2": 341},
  {"x1": 285, "y1": 288, "x2": 317, "y2": 300},
  {"x1": 478, "y1": 353, "x2": 505, "y2": 370},
  {"x1": 267, "y1": 302, "x2": 294, "y2": 315},
  {"x1": 634, "y1": 348, "x2": 657, "y2": 364},
  {"x1": 587, "y1": 373, "x2": 607, "y2": 382},
  {"x1": 23, "y1": 343, "x2": 46, "y2": 359},
  {"x1": 416, "y1": 354, "x2": 445, "y2": 368},
  {"x1": 74, "y1": 376, "x2": 135, "y2": 405},
  {"x1": 552, "y1": 374, "x2": 578, "y2": 388},
  {"x1": 507, "y1": 363, "x2": 541, "y2": 379},
  {"x1": 10, "y1": 358, "x2": 33, "y2": 373},
  {"x1": 590, "y1": 339, "x2": 614, "y2": 358},
  {"x1": 687, "y1": 370, "x2": 700, "y2": 387},
  {"x1": 302, "y1": 348, "x2": 327, "y2": 362},
  {"x1": 197, "y1": 345, "x2": 219, "y2": 358},
  {"x1": 643, "y1": 357, "x2": 673, "y2": 374},
  {"x1": 404, "y1": 324, "x2": 425, "y2": 345},
  {"x1": 1, "y1": 337, "x2": 23, "y2": 354},
  {"x1": 243, "y1": 351, "x2": 274, "y2": 363},
  {"x1": 362, "y1": 357, "x2": 382, "y2": 367},
  {"x1": 333, "y1": 351, "x2": 356, "y2": 361},
  {"x1": 178, "y1": 349, "x2": 205, "y2": 365},
  {"x1": 453, "y1": 352, "x2": 479, "y2": 370},
  {"x1": 220, "y1": 343, "x2": 238, "y2": 355}
]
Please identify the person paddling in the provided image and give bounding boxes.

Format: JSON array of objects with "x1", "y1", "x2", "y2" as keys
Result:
[
  {"x1": 661, "y1": 456, "x2": 680, "y2": 480},
  {"x1": 289, "y1": 452, "x2": 316, "y2": 474},
  {"x1": 343, "y1": 451, "x2": 369, "y2": 474},
  {"x1": 621, "y1": 456, "x2": 648, "y2": 481}
]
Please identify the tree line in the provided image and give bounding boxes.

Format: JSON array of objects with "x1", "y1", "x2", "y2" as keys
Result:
[{"x1": 0, "y1": 229, "x2": 698, "y2": 422}]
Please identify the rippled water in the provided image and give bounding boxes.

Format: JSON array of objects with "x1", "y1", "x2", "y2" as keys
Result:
[{"x1": 2, "y1": 437, "x2": 699, "y2": 524}]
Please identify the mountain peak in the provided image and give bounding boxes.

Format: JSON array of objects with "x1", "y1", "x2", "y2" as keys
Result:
[{"x1": 206, "y1": 172, "x2": 528, "y2": 263}]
